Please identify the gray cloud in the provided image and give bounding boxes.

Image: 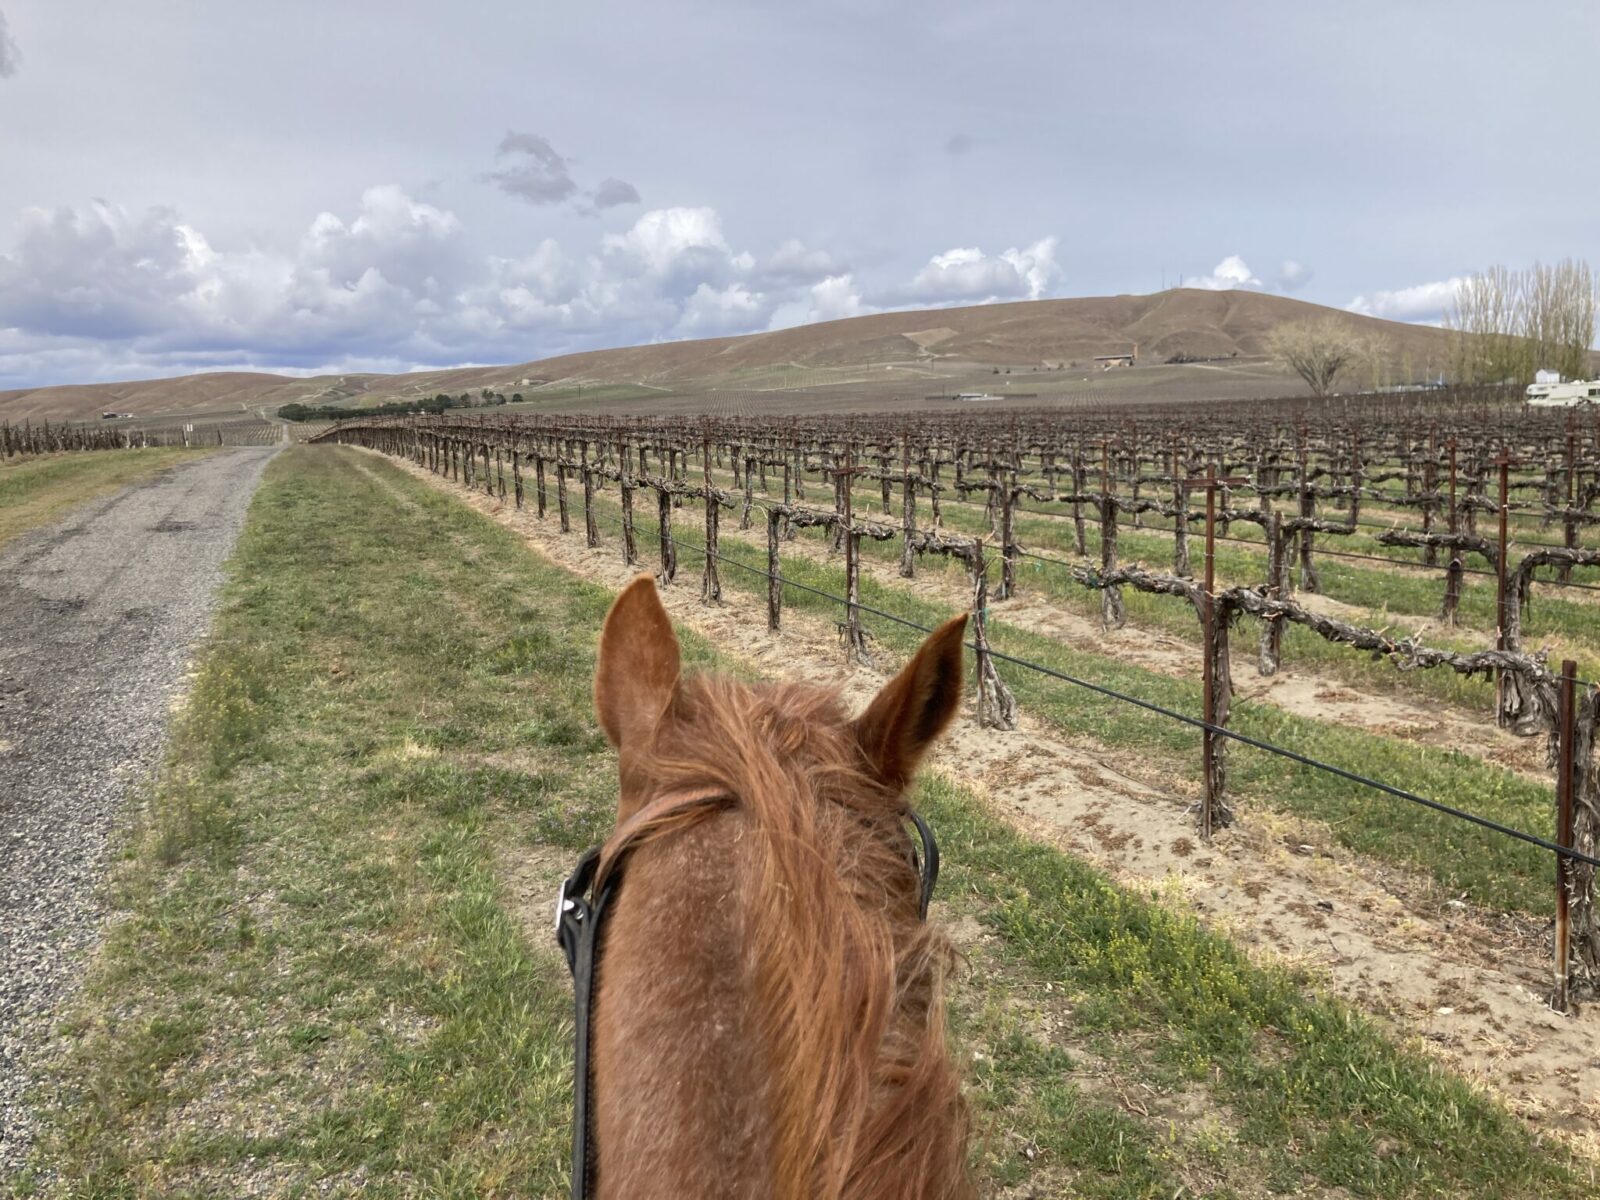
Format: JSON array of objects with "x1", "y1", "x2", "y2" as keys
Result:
[
  {"x1": 943, "y1": 133, "x2": 976, "y2": 156},
  {"x1": 0, "y1": 11, "x2": 20, "y2": 78},
  {"x1": 589, "y1": 177, "x2": 641, "y2": 210},
  {"x1": 1278, "y1": 260, "x2": 1313, "y2": 291},
  {"x1": 485, "y1": 131, "x2": 579, "y2": 205}
]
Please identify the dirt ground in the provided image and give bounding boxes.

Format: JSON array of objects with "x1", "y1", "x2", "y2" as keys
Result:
[{"x1": 378, "y1": 450, "x2": 1600, "y2": 1156}]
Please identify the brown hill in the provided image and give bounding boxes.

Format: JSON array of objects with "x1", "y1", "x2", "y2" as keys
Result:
[{"x1": 0, "y1": 289, "x2": 1462, "y2": 422}]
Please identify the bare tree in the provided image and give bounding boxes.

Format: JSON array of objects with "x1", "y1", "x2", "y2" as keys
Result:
[
  {"x1": 1449, "y1": 259, "x2": 1596, "y2": 383},
  {"x1": 1267, "y1": 319, "x2": 1365, "y2": 397}
]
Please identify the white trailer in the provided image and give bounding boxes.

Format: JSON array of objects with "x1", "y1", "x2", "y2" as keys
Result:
[{"x1": 1526, "y1": 379, "x2": 1600, "y2": 407}]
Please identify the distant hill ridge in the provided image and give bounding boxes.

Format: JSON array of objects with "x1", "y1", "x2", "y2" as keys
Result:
[{"x1": 0, "y1": 289, "x2": 1458, "y2": 421}]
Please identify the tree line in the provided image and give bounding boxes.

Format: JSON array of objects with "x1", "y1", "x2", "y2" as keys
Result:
[{"x1": 277, "y1": 388, "x2": 526, "y2": 422}]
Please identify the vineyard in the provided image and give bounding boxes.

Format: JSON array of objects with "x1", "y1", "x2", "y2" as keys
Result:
[
  {"x1": 314, "y1": 389, "x2": 1600, "y2": 1018},
  {"x1": 1, "y1": 412, "x2": 286, "y2": 457}
]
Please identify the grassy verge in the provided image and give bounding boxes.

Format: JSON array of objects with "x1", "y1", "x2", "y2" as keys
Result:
[
  {"x1": 19, "y1": 446, "x2": 1586, "y2": 1198},
  {"x1": 0, "y1": 448, "x2": 215, "y2": 551}
]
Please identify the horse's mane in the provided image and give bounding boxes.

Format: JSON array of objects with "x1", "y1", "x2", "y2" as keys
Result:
[{"x1": 630, "y1": 672, "x2": 972, "y2": 1200}]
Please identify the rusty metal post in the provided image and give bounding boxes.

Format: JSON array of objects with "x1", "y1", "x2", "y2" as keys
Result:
[
  {"x1": 1561, "y1": 428, "x2": 1578, "y2": 584},
  {"x1": 1555, "y1": 659, "x2": 1577, "y2": 1013},
  {"x1": 1172, "y1": 439, "x2": 1190, "y2": 577},
  {"x1": 1495, "y1": 452, "x2": 1511, "y2": 712},
  {"x1": 834, "y1": 446, "x2": 870, "y2": 662},
  {"x1": 1443, "y1": 438, "x2": 1462, "y2": 623},
  {"x1": 1201, "y1": 463, "x2": 1219, "y2": 840},
  {"x1": 899, "y1": 433, "x2": 917, "y2": 579},
  {"x1": 701, "y1": 436, "x2": 721, "y2": 604}
]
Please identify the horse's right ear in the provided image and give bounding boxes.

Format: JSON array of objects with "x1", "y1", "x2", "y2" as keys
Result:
[
  {"x1": 853, "y1": 614, "x2": 967, "y2": 791},
  {"x1": 595, "y1": 575, "x2": 681, "y2": 750}
]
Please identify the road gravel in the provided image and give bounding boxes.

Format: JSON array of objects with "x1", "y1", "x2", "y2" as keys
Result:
[{"x1": 0, "y1": 446, "x2": 278, "y2": 1178}]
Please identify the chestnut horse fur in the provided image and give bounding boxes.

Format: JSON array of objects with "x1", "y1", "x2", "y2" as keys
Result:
[{"x1": 588, "y1": 575, "x2": 973, "y2": 1200}]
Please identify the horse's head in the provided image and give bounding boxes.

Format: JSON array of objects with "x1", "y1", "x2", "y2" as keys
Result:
[
  {"x1": 586, "y1": 575, "x2": 973, "y2": 1200},
  {"x1": 595, "y1": 573, "x2": 967, "y2": 827}
]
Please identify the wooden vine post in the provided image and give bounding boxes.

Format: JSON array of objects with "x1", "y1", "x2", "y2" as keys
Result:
[
  {"x1": 581, "y1": 441, "x2": 599, "y2": 548},
  {"x1": 1099, "y1": 441, "x2": 1126, "y2": 629},
  {"x1": 556, "y1": 442, "x2": 571, "y2": 533},
  {"x1": 618, "y1": 438, "x2": 638, "y2": 566},
  {"x1": 766, "y1": 507, "x2": 783, "y2": 631},
  {"x1": 971, "y1": 540, "x2": 1018, "y2": 730},
  {"x1": 656, "y1": 482, "x2": 677, "y2": 585}
]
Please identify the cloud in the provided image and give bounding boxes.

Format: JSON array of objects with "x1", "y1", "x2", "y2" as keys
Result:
[
  {"x1": 484, "y1": 131, "x2": 579, "y2": 205},
  {"x1": 0, "y1": 189, "x2": 1066, "y2": 388},
  {"x1": 0, "y1": 10, "x2": 18, "y2": 78},
  {"x1": 1182, "y1": 255, "x2": 1262, "y2": 291},
  {"x1": 0, "y1": 201, "x2": 218, "y2": 338},
  {"x1": 897, "y1": 236, "x2": 1060, "y2": 304},
  {"x1": 1345, "y1": 277, "x2": 1463, "y2": 324},
  {"x1": 600, "y1": 205, "x2": 753, "y2": 286},
  {"x1": 767, "y1": 273, "x2": 873, "y2": 330},
  {"x1": 588, "y1": 178, "x2": 641, "y2": 210},
  {"x1": 943, "y1": 133, "x2": 977, "y2": 156},
  {"x1": 484, "y1": 133, "x2": 641, "y2": 215},
  {"x1": 759, "y1": 238, "x2": 844, "y2": 286},
  {"x1": 674, "y1": 282, "x2": 763, "y2": 337},
  {"x1": 1277, "y1": 259, "x2": 1312, "y2": 291}
]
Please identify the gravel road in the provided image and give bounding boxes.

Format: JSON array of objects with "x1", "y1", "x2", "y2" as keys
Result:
[{"x1": 0, "y1": 446, "x2": 278, "y2": 1178}]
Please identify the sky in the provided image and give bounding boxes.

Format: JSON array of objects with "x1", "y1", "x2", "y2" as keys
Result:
[{"x1": 0, "y1": 0, "x2": 1595, "y2": 389}]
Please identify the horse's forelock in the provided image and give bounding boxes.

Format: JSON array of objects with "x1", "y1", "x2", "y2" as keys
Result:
[{"x1": 619, "y1": 671, "x2": 971, "y2": 1200}]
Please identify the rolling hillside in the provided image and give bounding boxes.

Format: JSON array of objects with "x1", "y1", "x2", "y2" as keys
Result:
[{"x1": 0, "y1": 289, "x2": 1463, "y2": 421}]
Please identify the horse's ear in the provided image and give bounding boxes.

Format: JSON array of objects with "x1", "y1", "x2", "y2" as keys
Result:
[
  {"x1": 595, "y1": 575, "x2": 681, "y2": 749},
  {"x1": 853, "y1": 615, "x2": 967, "y2": 791}
]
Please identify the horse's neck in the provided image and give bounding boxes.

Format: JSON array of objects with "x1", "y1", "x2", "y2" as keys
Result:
[{"x1": 592, "y1": 816, "x2": 772, "y2": 1199}]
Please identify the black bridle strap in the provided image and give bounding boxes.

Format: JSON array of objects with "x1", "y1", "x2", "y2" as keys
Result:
[
  {"x1": 908, "y1": 808, "x2": 940, "y2": 922},
  {"x1": 555, "y1": 801, "x2": 940, "y2": 1200}
]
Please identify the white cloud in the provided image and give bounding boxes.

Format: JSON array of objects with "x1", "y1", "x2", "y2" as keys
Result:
[
  {"x1": 767, "y1": 273, "x2": 874, "y2": 330},
  {"x1": 898, "y1": 236, "x2": 1060, "y2": 304},
  {"x1": 602, "y1": 206, "x2": 734, "y2": 275},
  {"x1": 674, "y1": 282, "x2": 763, "y2": 337},
  {"x1": 1182, "y1": 255, "x2": 1262, "y2": 291},
  {"x1": 760, "y1": 239, "x2": 843, "y2": 285},
  {"x1": 1345, "y1": 278, "x2": 1463, "y2": 324}
]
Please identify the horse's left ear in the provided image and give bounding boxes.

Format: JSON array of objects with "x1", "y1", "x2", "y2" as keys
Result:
[
  {"x1": 595, "y1": 575, "x2": 681, "y2": 750},
  {"x1": 853, "y1": 615, "x2": 967, "y2": 791}
]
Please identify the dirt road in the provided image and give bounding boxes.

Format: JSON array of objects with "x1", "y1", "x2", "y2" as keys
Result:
[{"x1": 0, "y1": 447, "x2": 277, "y2": 1177}]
